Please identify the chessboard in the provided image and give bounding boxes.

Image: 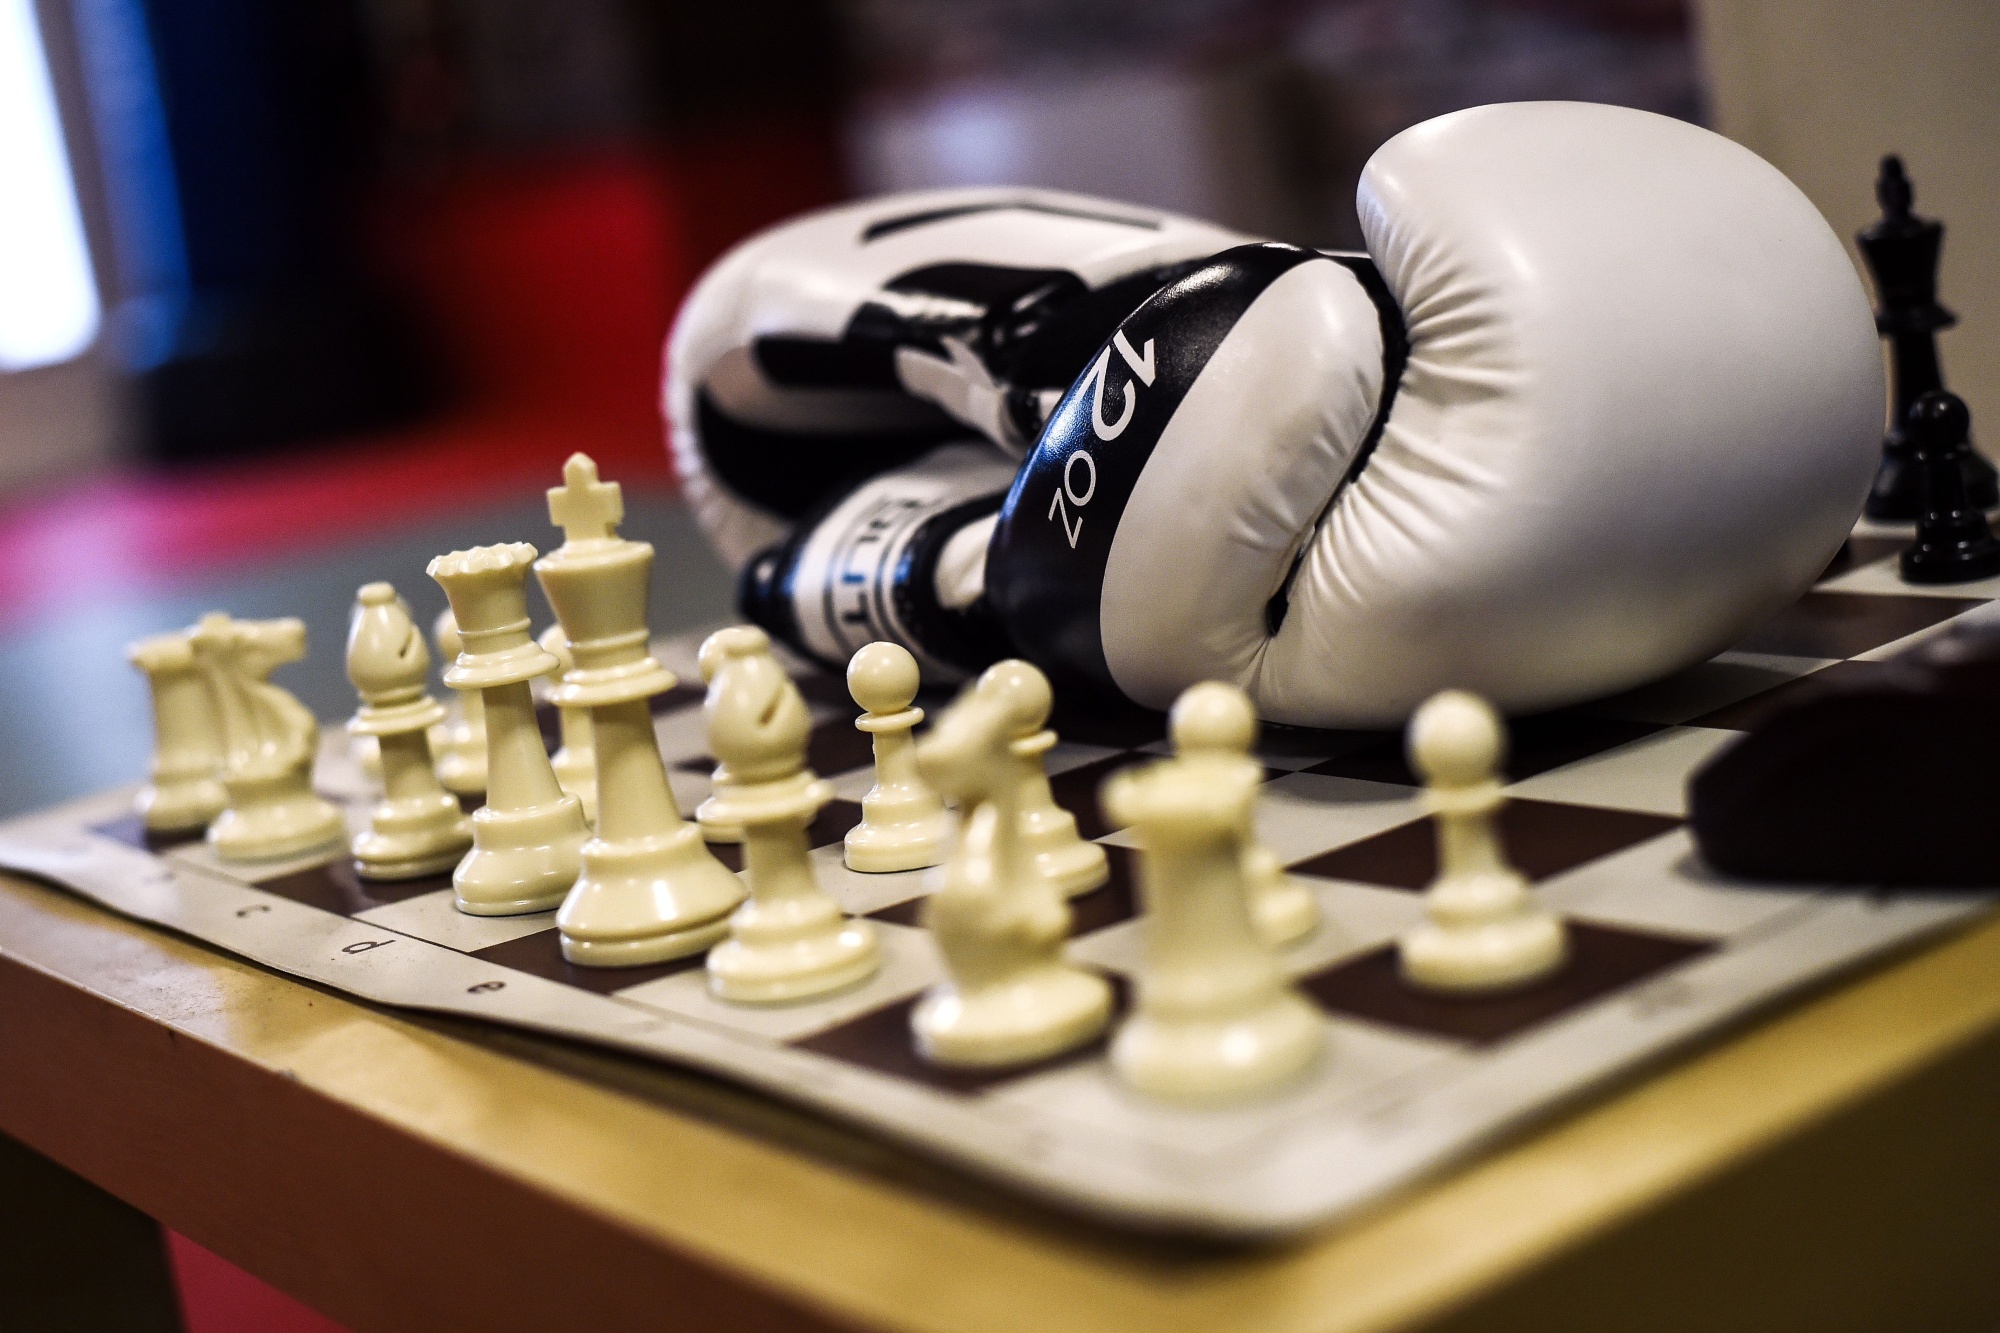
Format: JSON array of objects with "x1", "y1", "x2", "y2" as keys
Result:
[{"x1": 1, "y1": 519, "x2": 1995, "y2": 1238}]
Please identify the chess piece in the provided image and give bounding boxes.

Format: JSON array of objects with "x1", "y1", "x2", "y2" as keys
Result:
[
  {"x1": 428, "y1": 543, "x2": 588, "y2": 915},
  {"x1": 1398, "y1": 691, "x2": 1567, "y2": 993},
  {"x1": 977, "y1": 660, "x2": 1106, "y2": 897},
  {"x1": 430, "y1": 608, "x2": 487, "y2": 797},
  {"x1": 911, "y1": 664, "x2": 1112, "y2": 1067},
  {"x1": 189, "y1": 613, "x2": 347, "y2": 862},
  {"x1": 1900, "y1": 391, "x2": 2000, "y2": 584},
  {"x1": 1102, "y1": 753, "x2": 1322, "y2": 1103},
  {"x1": 694, "y1": 625, "x2": 772, "y2": 844},
  {"x1": 535, "y1": 454, "x2": 746, "y2": 963},
  {"x1": 345, "y1": 583, "x2": 473, "y2": 879},
  {"x1": 843, "y1": 641, "x2": 950, "y2": 873},
  {"x1": 1168, "y1": 682, "x2": 1318, "y2": 947},
  {"x1": 127, "y1": 629, "x2": 227, "y2": 832},
  {"x1": 1858, "y1": 155, "x2": 1999, "y2": 519},
  {"x1": 539, "y1": 623, "x2": 597, "y2": 823},
  {"x1": 704, "y1": 648, "x2": 879, "y2": 1002}
]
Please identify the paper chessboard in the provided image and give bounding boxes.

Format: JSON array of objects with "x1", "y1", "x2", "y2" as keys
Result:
[{"x1": 2, "y1": 523, "x2": 1996, "y2": 1237}]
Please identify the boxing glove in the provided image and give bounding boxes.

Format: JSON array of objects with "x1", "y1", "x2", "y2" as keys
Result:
[
  {"x1": 663, "y1": 186, "x2": 1251, "y2": 579},
  {"x1": 675, "y1": 102, "x2": 1885, "y2": 726}
]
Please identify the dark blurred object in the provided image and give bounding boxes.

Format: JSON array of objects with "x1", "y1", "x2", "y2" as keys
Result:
[
  {"x1": 1858, "y1": 155, "x2": 1999, "y2": 520},
  {"x1": 81, "y1": 0, "x2": 434, "y2": 464},
  {"x1": 1689, "y1": 621, "x2": 2000, "y2": 887}
]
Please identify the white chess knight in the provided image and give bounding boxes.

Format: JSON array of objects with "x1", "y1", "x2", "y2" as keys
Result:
[
  {"x1": 188, "y1": 613, "x2": 346, "y2": 862},
  {"x1": 127, "y1": 628, "x2": 227, "y2": 832},
  {"x1": 535, "y1": 453, "x2": 745, "y2": 964},
  {"x1": 1102, "y1": 750, "x2": 1323, "y2": 1103},
  {"x1": 428, "y1": 543, "x2": 589, "y2": 915},
  {"x1": 693, "y1": 624, "x2": 772, "y2": 844},
  {"x1": 430, "y1": 608, "x2": 487, "y2": 797},
  {"x1": 1398, "y1": 690, "x2": 1568, "y2": 993},
  {"x1": 345, "y1": 582, "x2": 473, "y2": 879},
  {"x1": 981, "y1": 660, "x2": 1106, "y2": 898},
  {"x1": 1167, "y1": 682, "x2": 1319, "y2": 947},
  {"x1": 538, "y1": 623, "x2": 597, "y2": 824},
  {"x1": 843, "y1": 641, "x2": 950, "y2": 874},
  {"x1": 911, "y1": 661, "x2": 1111, "y2": 1067},
  {"x1": 703, "y1": 646, "x2": 879, "y2": 1002}
]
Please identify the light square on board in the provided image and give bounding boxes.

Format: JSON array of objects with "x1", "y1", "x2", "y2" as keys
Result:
[
  {"x1": 1288, "y1": 800, "x2": 1681, "y2": 891},
  {"x1": 614, "y1": 922, "x2": 942, "y2": 1043},
  {"x1": 1814, "y1": 534, "x2": 1908, "y2": 582},
  {"x1": 1503, "y1": 725, "x2": 1740, "y2": 818},
  {"x1": 1818, "y1": 551, "x2": 2000, "y2": 600},
  {"x1": 1537, "y1": 829, "x2": 1814, "y2": 941},
  {"x1": 1300, "y1": 921, "x2": 1714, "y2": 1047}
]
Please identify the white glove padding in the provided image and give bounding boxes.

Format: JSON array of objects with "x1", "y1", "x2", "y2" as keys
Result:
[
  {"x1": 987, "y1": 101, "x2": 1884, "y2": 725},
  {"x1": 664, "y1": 188, "x2": 1250, "y2": 569}
]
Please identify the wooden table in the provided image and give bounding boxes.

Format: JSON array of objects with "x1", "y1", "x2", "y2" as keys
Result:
[{"x1": 3, "y1": 866, "x2": 1998, "y2": 1333}]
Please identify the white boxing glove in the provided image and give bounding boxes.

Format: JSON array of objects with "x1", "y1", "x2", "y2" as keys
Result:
[
  {"x1": 984, "y1": 101, "x2": 1884, "y2": 725},
  {"x1": 663, "y1": 187, "x2": 1250, "y2": 572}
]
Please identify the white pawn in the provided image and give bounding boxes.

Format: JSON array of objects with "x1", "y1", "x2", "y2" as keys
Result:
[
  {"x1": 704, "y1": 649, "x2": 879, "y2": 1003},
  {"x1": 430, "y1": 608, "x2": 487, "y2": 797},
  {"x1": 127, "y1": 629, "x2": 227, "y2": 832},
  {"x1": 345, "y1": 583, "x2": 473, "y2": 879},
  {"x1": 843, "y1": 642, "x2": 949, "y2": 874},
  {"x1": 1169, "y1": 682, "x2": 1319, "y2": 947},
  {"x1": 1398, "y1": 690, "x2": 1568, "y2": 993},
  {"x1": 984, "y1": 660, "x2": 1107, "y2": 898},
  {"x1": 694, "y1": 625, "x2": 770, "y2": 843},
  {"x1": 911, "y1": 665, "x2": 1111, "y2": 1067},
  {"x1": 539, "y1": 623, "x2": 597, "y2": 824},
  {"x1": 190, "y1": 614, "x2": 347, "y2": 862},
  {"x1": 1103, "y1": 753, "x2": 1323, "y2": 1103}
]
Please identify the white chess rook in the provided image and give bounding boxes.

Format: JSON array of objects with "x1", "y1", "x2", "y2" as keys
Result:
[
  {"x1": 1399, "y1": 690, "x2": 1568, "y2": 993},
  {"x1": 127, "y1": 628, "x2": 227, "y2": 832},
  {"x1": 189, "y1": 613, "x2": 346, "y2": 862},
  {"x1": 1169, "y1": 682, "x2": 1320, "y2": 947},
  {"x1": 843, "y1": 641, "x2": 950, "y2": 874},
  {"x1": 430, "y1": 608, "x2": 487, "y2": 797},
  {"x1": 911, "y1": 662, "x2": 1111, "y2": 1067},
  {"x1": 428, "y1": 544, "x2": 588, "y2": 915},
  {"x1": 694, "y1": 624, "x2": 772, "y2": 844},
  {"x1": 345, "y1": 582, "x2": 473, "y2": 879},
  {"x1": 704, "y1": 649, "x2": 878, "y2": 1002},
  {"x1": 536, "y1": 453, "x2": 745, "y2": 964},
  {"x1": 1103, "y1": 754, "x2": 1323, "y2": 1103},
  {"x1": 987, "y1": 661, "x2": 1107, "y2": 897},
  {"x1": 539, "y1": 624, "x2": 597, "y2": 824}
]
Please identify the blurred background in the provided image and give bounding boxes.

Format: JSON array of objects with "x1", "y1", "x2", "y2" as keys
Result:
[{"x1": 1, "y1": 1, "x2": 1995, "y2": 1329}]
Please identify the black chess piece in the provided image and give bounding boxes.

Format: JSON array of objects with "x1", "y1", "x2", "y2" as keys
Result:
[
  {"x1": 1859, "y1": 156, "x2": 2000, "y2": 519},
  {"x1": 1900, "y1": 391, "x2": 2000, "y2": 583}
]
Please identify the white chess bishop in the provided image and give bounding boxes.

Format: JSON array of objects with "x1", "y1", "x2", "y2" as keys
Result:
[
  {"x1": 127, "y1": 628, "x2": 227, "y2": 833},
  {"x1": 843, "y1": 641, "x2": 950, "y2": 874},
  {"x1": 1103, "y1": 750, "x2": 1323, "y2": 1103},
  {"x1": 538, "y1": 623, "x2": 597, "y2": 824},
  {"x1": 535, "y1": 454, "x2": 745, "y2": 964},
  {"x1": 430, "y1": 608, "x2": 487, "y2": 797},
  {"x1": 694, "y1": 624, "x2": 772, "y2": 844},
  {"x1": 428, "y1": 542, "x2": 589, "y2": 915},
  {"x1": 911, "y1": 662, "x2": 1111, "y2": 1067},
  {"x1": 703, "y1": 647, "x2": 879, "y2": 1002},
  {"x1": 344, "y1": 582, "x2": 473, "y2": 879},
  {"x1": 1168, "y1": 682, "x2": 1319, "y2": 947},
  {"x1": 189, "y1": 613, "x2": 346, "y2": 862},
  {"x1": 1398, "y1": 690, "x2": 1568, "y2": 993}
]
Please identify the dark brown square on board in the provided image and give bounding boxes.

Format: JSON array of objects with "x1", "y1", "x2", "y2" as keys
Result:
[
  {"x1": 1304, "y1": 713, "x2": 1663, "y2": 788},
  {"x1": 1731, "y1": 591, "x2": 1979, "y2": 659},
  {"x1": 91, "y1": 812, "x2": 203, "y2": 853},
  {"x1": 1289, "y1": 800, "x2": 1681, "y2": 891},
  {"x1": 470, "y1": 927, "x2": 703, "y2": 994},
  {"x1": 256, "y1": 860, "x2": 455, "y2": 915},
  {"x1": 1687, "y1": 659, "x2": 1906, "y2": 731},
  {"x1": 1301, "y1": 921, "x2": 1714, "y2": 1046}
]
